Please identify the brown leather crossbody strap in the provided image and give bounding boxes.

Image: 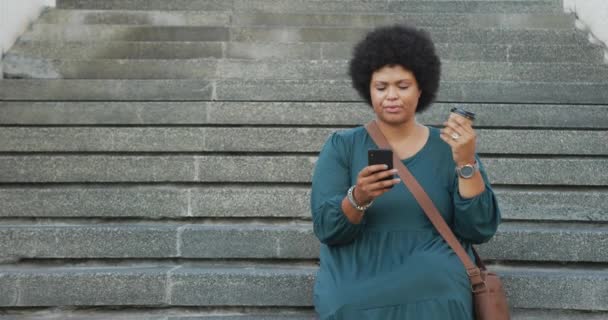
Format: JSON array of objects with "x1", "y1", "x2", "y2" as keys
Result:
[{"x1": 365, "y1": 120, "x2": 485, "y2": 288}]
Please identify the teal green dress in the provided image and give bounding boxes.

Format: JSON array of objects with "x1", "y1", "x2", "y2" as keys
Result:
[{"x1": 311, "y1": 125, "x2": 501, "y2": 320}]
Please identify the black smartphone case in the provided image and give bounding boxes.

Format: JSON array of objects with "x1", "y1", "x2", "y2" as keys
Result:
[{"x1": 368, "y1": 149, "x2": 394, "y2": 182}]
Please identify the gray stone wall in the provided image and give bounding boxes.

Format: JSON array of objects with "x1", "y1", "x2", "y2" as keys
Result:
[{"x1": 0, "y1": 0, "x2": 607, "y2": 318}]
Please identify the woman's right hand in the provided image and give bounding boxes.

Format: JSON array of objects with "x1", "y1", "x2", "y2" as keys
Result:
[{"x1": 353, "y1": 165, "x2": 400, "y2": 204}]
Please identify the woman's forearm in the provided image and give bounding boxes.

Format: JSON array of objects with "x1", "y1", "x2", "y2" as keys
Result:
[{"x1": 341, "y1": 197, "x2": 365, "y2": 224}]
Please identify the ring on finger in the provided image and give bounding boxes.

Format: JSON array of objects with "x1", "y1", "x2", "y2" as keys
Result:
[{"x1": 451, "y1": 132, "x2": 460, "y2": 140}]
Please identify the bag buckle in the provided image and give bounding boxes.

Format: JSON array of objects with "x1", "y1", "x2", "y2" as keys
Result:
[
  {"x1": 472, "y1": 281, "x2": 487, "y2": 294},
  {"x1": 467, "y1": 268, "x2": 487, "y2": 293},
  {"x1": 467, "y1": 268, "x2": 480, "y2": 277}
]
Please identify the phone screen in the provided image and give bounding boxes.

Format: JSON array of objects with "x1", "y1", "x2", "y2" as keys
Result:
[{"x1": 368, "y1": 149, "x2": 394, "y2": 182}]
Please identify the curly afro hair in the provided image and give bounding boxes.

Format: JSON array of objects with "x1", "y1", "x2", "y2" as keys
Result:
[{"x1": 348, "y1": 24, "x2": 441, "y2": 113}]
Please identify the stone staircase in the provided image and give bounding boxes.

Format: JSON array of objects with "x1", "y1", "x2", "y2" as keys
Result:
[{"x1": 0, "y1": 0, "x2": 607, "y2": 319}]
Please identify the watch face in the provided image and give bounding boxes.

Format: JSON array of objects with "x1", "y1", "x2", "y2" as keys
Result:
[{"x1": 460, "y1": 165, "x2": 475, "y2": 178}]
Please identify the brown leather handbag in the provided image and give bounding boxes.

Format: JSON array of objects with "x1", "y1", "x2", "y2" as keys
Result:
[{"x1": 365, "y1": 120, "x2": 510, "y2": 320}]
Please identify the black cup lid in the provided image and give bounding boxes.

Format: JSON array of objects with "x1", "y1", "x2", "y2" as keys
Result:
[{"x1": 450, "y1": 107, "x2": 476, "y2": 120}]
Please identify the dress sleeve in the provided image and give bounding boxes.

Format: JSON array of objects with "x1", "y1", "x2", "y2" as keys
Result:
[
  {"x1": 311, "y1": 132, "x2": 366, "y2": 246},
  {"x1": 452, "y1": 155, "x2": 501, "y2": 244}
]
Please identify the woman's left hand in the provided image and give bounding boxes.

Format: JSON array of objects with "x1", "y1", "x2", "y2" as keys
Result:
[{"x1": 440, "y1": 113, "x2": 477, "y2": 166}]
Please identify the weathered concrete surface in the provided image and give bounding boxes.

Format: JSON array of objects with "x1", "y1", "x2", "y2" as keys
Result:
[
  {"x1": 20, "y1": 24, "x2": 588, "y2": 45},
  {"x1": 0, "y1": 266, "x2": 169, "y2": 306},
  {"x1": 0, "y1": 187, "x2": 606, "y2": 222},
  {"x1": 56, "y1": 0, "x2": 563, "y2": 14},
  {"x1": 3, "y1": 79, "x2": 608, "y2": 104},
  {"x1": 1, "y1": 101, "x2": 606, "y2": 129},
  {"x1": 1, "y1": 265, "x2": 607, "y2": 310},
  {"x1": 0, "y1": 155, "x2": 606, "y2": 185},
  {"x1": 5, "y1": 56, "x2": 608, "y2": 82},
  {"x1": 0, "y1": 223, "x2": 605, "y2": 262},
  {"x1": 10, "y1": 41, "x2": 601, "y2": 63},
  {"x1": 0, "y1": 127, "x2": 605, "y2": 155}
]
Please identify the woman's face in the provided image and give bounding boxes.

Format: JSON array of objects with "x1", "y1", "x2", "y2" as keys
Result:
[{"x1": 369, "y1": 65, "x2": 422, "y2": 126}]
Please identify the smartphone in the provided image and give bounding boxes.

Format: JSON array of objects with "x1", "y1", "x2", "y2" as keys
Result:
[{"x1": 367, "y1": 149, "x2": 395, "y2": 183}]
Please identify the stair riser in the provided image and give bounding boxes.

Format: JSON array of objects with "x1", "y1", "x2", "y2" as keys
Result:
[
  {"x1": 0, "y1": 127, "x2": 605, "y2": 155},
  {"x1": 39, "y1": 11, "x2": 573, "y2": 30},
  {"x1": 1, "y1": 101, "x2": 606, "y2": 129},
  {"x1": 56, "y1": 0, "x2": 564, "y2": 14},
  {"x1": 1, "y1": 187, "x2": 604, "y2": 222},
  {"x1": 5, "y1": 57, "x2": 608, "y2": 83},
  {"x1": 2, "y1": 310, "x2": 608, "y2": 320},
  {"x1": 2, "y1": 80, "x2": 608, "y2": 104},
  {"x1": 0, "y1": 266, "x2": 606, "y2": 310},
  {"x1": 10, "y1": 41, "x2": 601, "y2": 63},
  {"x1": 21, "y1": 25, "x2": 588, "y2": 45},
  {"x1": 0, "y1": 224, "x2": 605, "y2": 262},
  {"x1": 0, "y1": 156, "x2": 606, "y2": 185}
]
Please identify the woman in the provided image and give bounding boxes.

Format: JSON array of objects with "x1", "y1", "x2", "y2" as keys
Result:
[{"x1": 310, "y1": 25, "x2": 501, "y2": 319}]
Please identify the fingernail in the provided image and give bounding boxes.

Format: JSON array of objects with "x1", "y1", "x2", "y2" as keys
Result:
[
  {"x1": 395, "y1": 178, "x2": 401, "y2": 182},
  {"x1": 392, "y1": 169, "x2": 398, "y2": 173},
  {"x1": 384, "y1": 164, "x2": 389, "y2": 169}
]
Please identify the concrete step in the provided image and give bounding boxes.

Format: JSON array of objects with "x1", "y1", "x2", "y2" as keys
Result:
[
  {"x1": 0, "y1": 79, "x2": 213, "y2": 101},
  {"x1": 0, "y1": 186, "x2": 605, "y2": 223},
  {"x1": 1, "y1": 102, "x2": 606, "y2": 129},
  {"x1": 2, "y1": 309, "x2": 608, "y2": 320},
  {"x1": 217, "y1": 80, "x2": 608, "y2": 105},
  {"x1": 494, "y1": 265, "x2": 608, "y2": 311},
  {"x1": 2, "y1": 80, "x2": 608, "y2": 104},
  {"x1": 234, "y1": 12, "x2": 573, "y2": 29},
  {"x1": 0, "y1": 155, "x2": 605, "y2": 185},
  {"x1": 0, "y1": 310, "x2": 317, "y2": 320},
  {"x1": 0, "y1": 222, "x2": 606, "y2": 263},
  {"x1": 321, "y1": 42, "x2": 604, "y2": 64},
  {"x1": 40, "y1": 9, "x2": 232, "y2": 26},
  {"x1": 240, "y1": 0, "x2": 565, "y2": 15},
  {"x1": 20, "y1": 25, "x2": 589, "y2": 45},
  {"x1": 6, "y1": 57, "x2": 608, "y2": 82},
  {"x1": 56, "y1": 0, "x2": 563, "y2": 14},
  {"x1": 0, "y1": 127, "x2": 604, "y2": 156},
  {"x1": 56, "y1": 0, "x2": 232, "y2": 12},
  {"x1": 39, "y1": 10, "x2": 574, "y2": 30},
  {"x1": 0, "y1": 264, "x2": 314, "y2": 307},
  {"x1": 8, "y1": 40, "x2": 604, "y2": 63},
  {"x1": 0, "y1": 264, "x2": 606, "y2": 311},
  {"x1": 478, "y1": 222, "x2": 608, "y2": 263},
  {"x1": 495, "y1": 310, "x2": 608, "y2": 320},
  {"x1": 22, "y1": 24, "x2": 230, "y2": 42},
  {"x1": 10, "y1": 41, "x2": 226, "y2": 59}
]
